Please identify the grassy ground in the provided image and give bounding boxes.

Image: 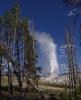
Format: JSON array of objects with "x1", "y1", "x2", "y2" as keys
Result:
[
  {"x1": 1, "y1": 76, "x2": 81, "y2": 100},
  {"x1": 38, "y1": 79, "x2": 65, "y2": 94},
  {"x1": 1, "y1": 76, "x2": 65, "y2": 92},
  {"x1": 1, "y1": 76, "x2": 68, "y2": 99}
]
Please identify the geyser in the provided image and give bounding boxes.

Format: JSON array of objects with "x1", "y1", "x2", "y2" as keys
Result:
[{"x1": 36, "y1": 32, "x2": 59, "y2": 80}]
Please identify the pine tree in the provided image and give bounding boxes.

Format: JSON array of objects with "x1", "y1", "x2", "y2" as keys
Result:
[
  {"x1": 10, "y1": 3, "x2": 23, "y2": 92},
  {"x1": 3, "y1": 11, "x2": 13, "y2": 94},
  {"x1": 22, "y1": 18, "x2": 38, "y2": 91}
]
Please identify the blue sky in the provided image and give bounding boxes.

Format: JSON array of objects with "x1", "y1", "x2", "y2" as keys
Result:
[
  {"x1": 0, "y1": 0, "x2": 67, "y2": 44},
  {"x1": 0, "y1": 0, "x2": 81, "y2": 75}
]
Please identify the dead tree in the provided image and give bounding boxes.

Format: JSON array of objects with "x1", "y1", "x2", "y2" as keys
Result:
[{"x1": 65, "y1": 26, "x2": 79, "y2": 100}]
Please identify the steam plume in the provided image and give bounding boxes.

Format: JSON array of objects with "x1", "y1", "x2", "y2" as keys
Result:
[{"x1": 36, "y1": 32, "x2": 59, "y2": 80}]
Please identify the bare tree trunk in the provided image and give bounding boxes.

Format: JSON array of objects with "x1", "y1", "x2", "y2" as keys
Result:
[
  {"x1": 8, "y1": 63, "x2": 13, "y2": 94},
  {"x1": 0, "y1": 56, "x2": 2, "y2": 94}
]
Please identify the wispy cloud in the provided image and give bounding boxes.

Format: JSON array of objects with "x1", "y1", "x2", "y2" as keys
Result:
[{"x1": 67, "y1": 8, "x2": 77, "y2": 16}]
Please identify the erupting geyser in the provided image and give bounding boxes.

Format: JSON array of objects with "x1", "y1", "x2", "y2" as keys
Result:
[{"x1": 36, "y1": 32, "x2": 59, "y2": 81}]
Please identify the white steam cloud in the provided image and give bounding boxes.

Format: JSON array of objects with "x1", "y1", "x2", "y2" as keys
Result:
[{"x1": 36, "y1": 32, "x2": 59, "y2": 79}]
